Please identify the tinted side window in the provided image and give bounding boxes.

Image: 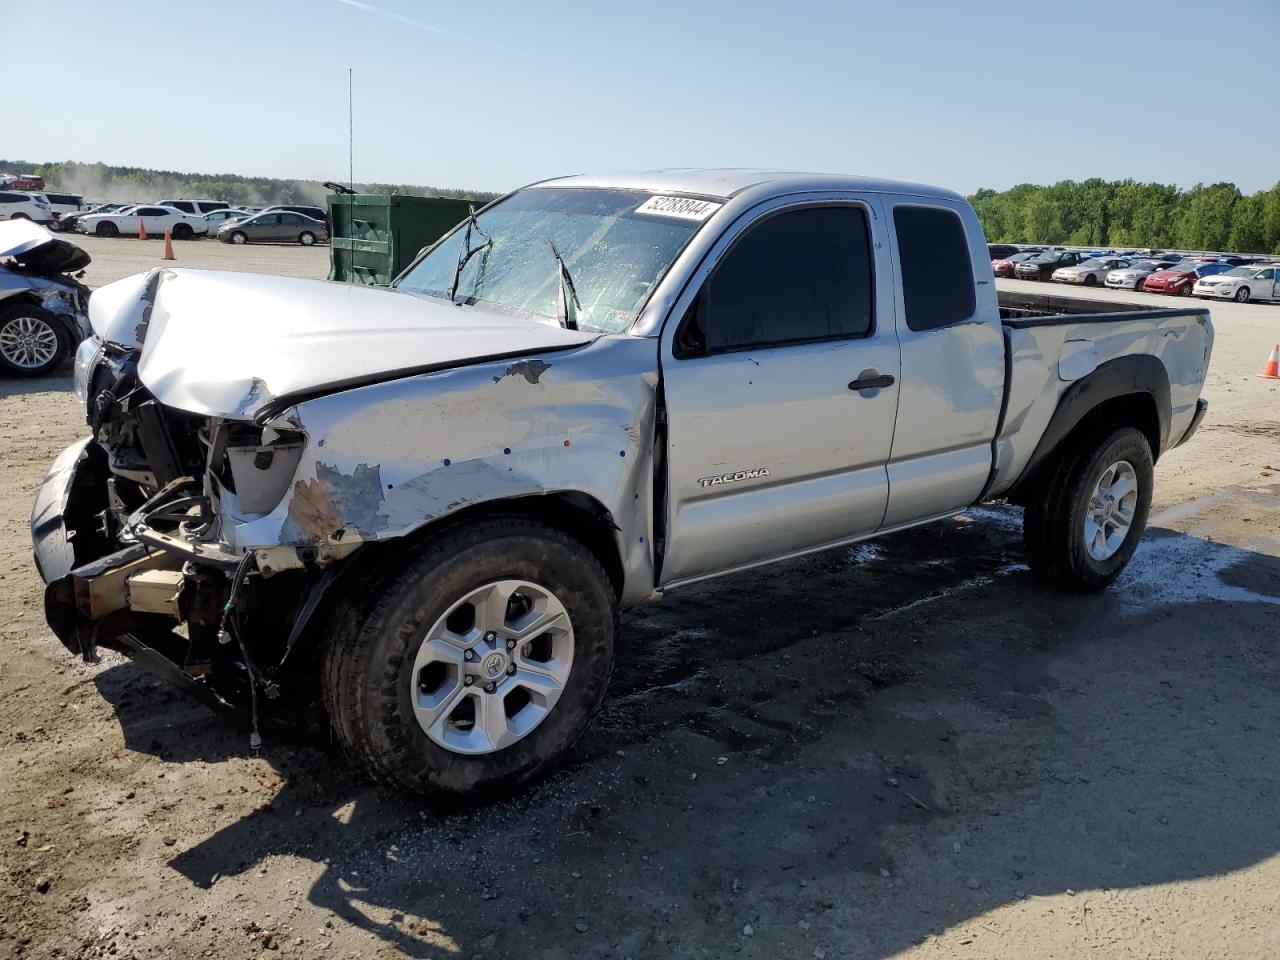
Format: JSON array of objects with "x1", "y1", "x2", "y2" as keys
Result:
[
  {"x1": 893, "y1": 206, "x2": 975, "y2": 332},
  {"x1": 684, "y1": 206, "x2": 874, "y2": 355},
  {"x1": 281, "y1": 214, "x2": 302, "y2": 225},
  {"x1": 170, "y1": 201, "x2": 193, "y2": 213}
]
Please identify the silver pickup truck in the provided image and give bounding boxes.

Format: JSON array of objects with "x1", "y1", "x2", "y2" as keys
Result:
[{"x1": 31, "y1": 170, "x2": 1213, "y2": 801}]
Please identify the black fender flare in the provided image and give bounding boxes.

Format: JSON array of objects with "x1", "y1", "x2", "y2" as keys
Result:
[{"x1": 1007, "y1": 354, "x2": 1170, "y2": 502}]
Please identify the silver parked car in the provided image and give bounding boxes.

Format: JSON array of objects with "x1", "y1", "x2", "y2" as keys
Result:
[
  {"x1": 1052, "y1": 257, "x2": 1130, "y2": 286},
  {"x1": 0, "y1": 221, "x2": 91, "y2": 376},
  {"x1": 1104, "y1": 259, "x2": 1178, "y2": 291},
  {"x1": 217, "y1": 211, "x2": 327, "y2": 245}
]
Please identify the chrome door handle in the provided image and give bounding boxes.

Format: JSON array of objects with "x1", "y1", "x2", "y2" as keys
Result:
[{"x1": 848, "y1": 373, "x2": 895, "y2": 391}]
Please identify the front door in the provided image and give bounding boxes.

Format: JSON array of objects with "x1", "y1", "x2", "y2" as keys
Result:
[{"x1": 659, "y1": 199, "x2": 900, "y2": 588}]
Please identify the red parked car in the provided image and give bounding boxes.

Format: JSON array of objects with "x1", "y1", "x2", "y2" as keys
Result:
[
  {"x1": 992, "y1": 251, "x2": 1039, "y2": 277},
  {"x1": 1141, "y1": 262, "x2": 1233, "y2": 296}
]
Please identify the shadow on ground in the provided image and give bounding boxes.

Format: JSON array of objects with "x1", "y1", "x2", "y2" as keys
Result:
[{"x1": 91, "y1": 505, "x2": 1280, "y2": 957}]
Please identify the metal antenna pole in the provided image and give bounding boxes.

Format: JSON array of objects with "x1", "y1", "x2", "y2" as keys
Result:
[{"x1": 348, "y1": 68, "x2": 353, "y2": 196}]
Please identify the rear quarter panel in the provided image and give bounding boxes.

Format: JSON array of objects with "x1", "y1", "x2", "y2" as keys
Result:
[{"x1": 988, "y1": 309, "x2": 1213, "y2": 497}]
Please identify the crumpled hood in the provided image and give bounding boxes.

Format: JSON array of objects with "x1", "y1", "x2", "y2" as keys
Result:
[{"x1": 88, "y1": 268, "x2": 597, "y2": 420}]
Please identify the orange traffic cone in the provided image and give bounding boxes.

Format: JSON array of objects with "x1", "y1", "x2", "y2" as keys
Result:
[
  {"x1": 1261, "y1": 344, "x2": 1280, "y2": 380},
  {"x1": 138, "y1": 218, "x2": 147, "y2": 241},
  {"x1": 162, "y1": 228, "x2": 175, "y2": 260}
]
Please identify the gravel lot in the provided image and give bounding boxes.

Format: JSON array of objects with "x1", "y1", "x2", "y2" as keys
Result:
[{"x1": 0, "y1": 243, "x2": 1277, "y2": 959}]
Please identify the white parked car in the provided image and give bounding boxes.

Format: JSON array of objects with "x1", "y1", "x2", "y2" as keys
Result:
[
  {"x1": 1193, "y1": 264, "x2": 1280, "y2": 303},
  {"x1": 1051, "y1": 257, "x2": 1130, "y2": 286},
  {"x1": 43, "y1": 192, "x2": 87, "y2": 220},
  {"x1": 77, "y1": 204, "x2": 209, "y2": 240},
  {"x1": 0, "y1": 190, "x2": 53, "y2": 224},
  {"x1": 158, "y1": 198, "x2": 231, "y2": 216},
  {"x1": 202, "y1": 208, "x2": 251, "y2": 233}
]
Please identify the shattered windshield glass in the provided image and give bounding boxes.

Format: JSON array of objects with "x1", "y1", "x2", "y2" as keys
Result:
[{"x1": 396, "y1": 188, "x2": 706, "y2": 334}]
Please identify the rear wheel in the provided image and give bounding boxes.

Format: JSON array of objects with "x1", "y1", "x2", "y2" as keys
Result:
[
  {"x1": 1234, "y1": 286, "x2": 1250, "y2": 303},
  {"x1": 0, "y1": 305, "x2": 69, "y2": 377},
  {"x1": 322, "y1": 517, "x2": 617, "y2": 802},
  {"x1": 96, "y1": 221, "x2": 119, "y2": 238},
  {"x1": 172, "y1": 223, "x2": 193, "y2": 240},
  {"x1": 1135, "y1": 279, "x2": 1145, "y2": 291},
  {"x1": 1023, "y1": 427, "x2": 1153, "y2": 592},
  {"x1": 298, "y1": 231, "x2": 315, "y2": 246}
]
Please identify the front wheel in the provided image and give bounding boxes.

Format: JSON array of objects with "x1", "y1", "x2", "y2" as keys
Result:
[
  {"x1": 96, "y1": 221, "x2": 119, "y2": 238},
  {"x1": 1178, "y1": 283, "x2": 1193, "y2": 296},
  {"x1": 298, "y1": 231, "x2": 316, "y2": 246},
  {"x1": 0, "y1": 305, "x2": 70, "y2": 377},
  {"x1": 172, "y1": 223, "x2": 193, "y2": 240},
  {"x1": 1234, "y1": 286, "x2": 1251, "y2": 303},
  {"x1": 1084, "y1": 273, "x2": 1097, "y2": 286},
  {"x1": 1022, "y1": 427, "x2": 1153, "y2": 593},
  {"x1": 322, "y1": 517, "x2": 617, "y2": 802},
  {"x1": 230, "y1": 230, "x2": 247, "y2": 245}
]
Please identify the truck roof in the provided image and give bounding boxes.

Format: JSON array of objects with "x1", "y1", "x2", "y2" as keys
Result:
[{"x1": 535, "y1": 168, "x2": 966, "y2": 203}]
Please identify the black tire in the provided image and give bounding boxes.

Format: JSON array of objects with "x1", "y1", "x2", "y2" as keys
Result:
[
  {"x1": 298, "y1": 231, "x2": 316, "y2": 246},
  {"x1": 230, "y1": 231, "x2": 247, "y2": 245},
  {"x1": 10, "y1": 212, "x2": 30, "y2": 221},
  {"x1": 1135, "y1": 279, "x2": 1145, "y2": 291},
  {"x1": 1178, "y1": 282, "x2": 1193, "y2": 296},
  {"x1": 1235, "y1": 286, "x2": 1250, "y2": 303},
  {"x1": 172, "y1": 222, "x2": 193, "y2": 240},
  {"x1": 0, "y1": 304, "x2": 71, "y2": 377},
  {"x1": 322, "y1": 517, "x2": 617, "y2": 802},
  {"x1": 1022, "y1": 426, "x2": 1154, "y2": 593},
  {"x1": 1084, "y1": 273, "x2": 1097, "y2": 286},
  {"x1": 96, "y1": 221, "x2": 119, "y2": 238}
]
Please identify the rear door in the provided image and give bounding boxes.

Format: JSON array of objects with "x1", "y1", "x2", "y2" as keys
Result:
[
  {"x1": 878, "y1": 198, "x2": 1004, "y2": 528},
  {"x1": 658, "y1": 196, "x2": 901, "y2": 587}
]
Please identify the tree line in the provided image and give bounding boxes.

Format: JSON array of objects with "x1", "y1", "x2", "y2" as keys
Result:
[
  {"x1": 0, "y1": 159, "x2": 499, "y2": 209},
  {"x1": 969, "y1": 179, "x2": 1280, "y2": 254}
]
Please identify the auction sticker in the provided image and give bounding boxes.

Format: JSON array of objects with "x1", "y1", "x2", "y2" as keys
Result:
[{"x1": 634, "y1": 195, "x2": 723, "y2": 221}]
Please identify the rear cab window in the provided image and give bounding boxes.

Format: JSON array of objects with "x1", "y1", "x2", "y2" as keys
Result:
[
  {"x1": 892, "y1": 205, "x2": 976, "y2": 332},
  {"x1": 678, "y1": 205, "x2": 875, "y2": 357}
]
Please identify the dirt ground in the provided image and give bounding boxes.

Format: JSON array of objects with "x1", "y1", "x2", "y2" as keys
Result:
[{"x1": 1, "y1": 245, "x2": 1278, "y2": 959}]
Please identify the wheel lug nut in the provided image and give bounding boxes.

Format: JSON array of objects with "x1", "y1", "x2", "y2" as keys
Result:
[
  {"x1": 484, "y1": 681, "x2": 496, "y2": 693},
  {"x1": 484, "y1": 632, "x2": 497, "y2": 642},
  {"x1": 505, "y1": 639, "x2": 516, "y2": 650},
  {"x1": 463, "y1": 676, "x2": 474, "y2": 686},
  {"x1": 506, "y1": 664, "x2": 516, "y2": 675},
  {"x1": 464, "y1": 649, "x2": 475, "y2": 661}
]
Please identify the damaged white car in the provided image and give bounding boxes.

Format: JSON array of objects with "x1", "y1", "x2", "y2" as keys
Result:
[{"x1": 32, "y1": 171, "x2": 1213, "y2": 801}]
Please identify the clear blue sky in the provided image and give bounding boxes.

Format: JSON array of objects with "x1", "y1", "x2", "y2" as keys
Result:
[{"x1": 9, "y1": 0, "x2": 1279, "y2": 195}]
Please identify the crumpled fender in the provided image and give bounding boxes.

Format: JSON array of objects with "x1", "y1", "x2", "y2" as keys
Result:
[{"x1": 225, "y1": 336, "x2": 661, "y2": 602}]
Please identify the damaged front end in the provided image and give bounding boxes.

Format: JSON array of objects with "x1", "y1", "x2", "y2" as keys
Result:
[
  {"x1": 31, "y1": 265, "x2": 643, "y2": 729},
  {"x1": 31, "y1": 338, "x2": 343, "y2": 721}
]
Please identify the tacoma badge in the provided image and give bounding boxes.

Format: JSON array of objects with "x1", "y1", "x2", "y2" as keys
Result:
[{"x1": 697, "y1": 467, "x2": 770, "y2": 488}]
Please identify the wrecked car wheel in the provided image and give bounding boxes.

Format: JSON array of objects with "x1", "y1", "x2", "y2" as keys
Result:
[
  {"x1": 0, "y1": 305, "x2": 69, "y2": 377},
  {"x1": 1023, "y1": 426, "x2": 1153, "y2": 593},
  {"x1": 322, "y1": 517, "x2": 616, "y2": 802}
]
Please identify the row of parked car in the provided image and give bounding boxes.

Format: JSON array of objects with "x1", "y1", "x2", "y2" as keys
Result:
[
  {"x1": 0, "y1": 189, "x2": 329, "y2": 246},
  {"x1": 989, "y1": 245, "x2": 1280, "y2": 304}
]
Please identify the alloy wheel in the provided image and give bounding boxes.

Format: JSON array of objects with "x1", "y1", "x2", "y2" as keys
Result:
[{"x1": 410, "y1": 579, "x2": 574, "y2": 755}]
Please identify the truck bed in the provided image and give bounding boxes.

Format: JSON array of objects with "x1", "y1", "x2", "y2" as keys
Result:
[
  {"x1": 997, "y1": 289, "x2": 1198, "y2": 325},
  {"x1": 986, "y1": 290, "x2": 1213, "y2": 500}
]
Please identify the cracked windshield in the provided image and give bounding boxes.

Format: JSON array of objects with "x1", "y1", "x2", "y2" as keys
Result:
[{"x1": 396, "y1": 187, "x2": 708, "y2": 333}]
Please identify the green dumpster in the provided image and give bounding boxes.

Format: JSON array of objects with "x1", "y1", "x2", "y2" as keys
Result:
[{"x1": 327, "y1": 194, "x2": 475, "y2": 285}]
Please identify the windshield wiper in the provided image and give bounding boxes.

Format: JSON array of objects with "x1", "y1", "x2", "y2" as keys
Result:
[
  {"x1": 446, "y1": 204, "x2": 491, "y2": 304},
  {"x1": 545, "y1": 238, "x2": 581, "y2": 331}
]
